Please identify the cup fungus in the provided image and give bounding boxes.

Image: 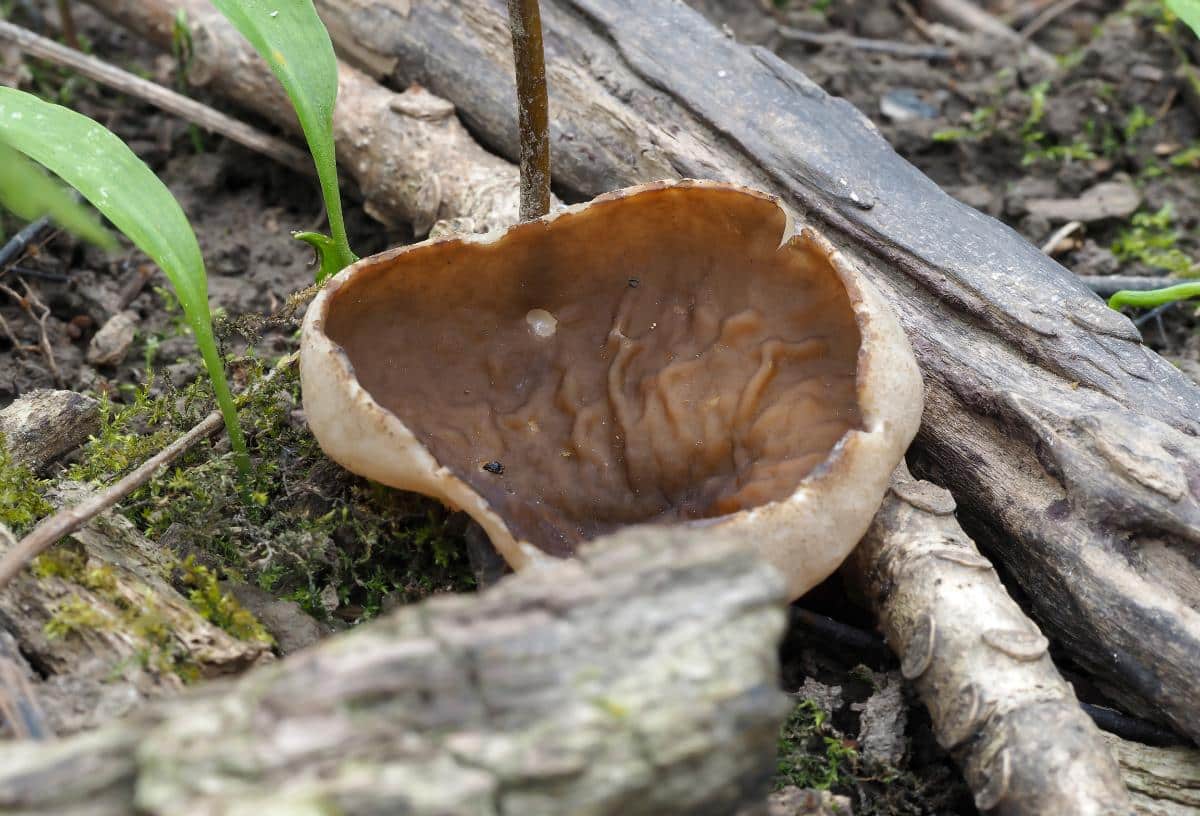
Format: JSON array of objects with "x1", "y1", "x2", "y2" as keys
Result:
[{"x1": 300, "y1": 180, "x2": 923, "y2": 599}]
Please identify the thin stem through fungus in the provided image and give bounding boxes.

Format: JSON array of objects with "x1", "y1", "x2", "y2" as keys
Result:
[{"x1": 507, "y1": 0, "x2": 551, "y2": 221}]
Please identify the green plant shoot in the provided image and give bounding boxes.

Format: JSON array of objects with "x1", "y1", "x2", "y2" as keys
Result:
[
  {"x1": 0, "y1": 87, "x2": 250, "y2": 477},
  {"x1": 0, "y1": 144, "x2": 115, "y2": 250},
  {"x1": 1167, "y1": 0, "x2": 1200, "y2": 36},
  {"x1": 1109, "y1": 282, "x2": 1200, "y2": 310},
  {"x1": 209, "y1": 0, "x2": 356, "y2": 282}
]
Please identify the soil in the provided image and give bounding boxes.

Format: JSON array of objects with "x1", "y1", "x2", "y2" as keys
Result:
[{"x1": 2, "y1": 1, "x2": 1198, "y2": 813}]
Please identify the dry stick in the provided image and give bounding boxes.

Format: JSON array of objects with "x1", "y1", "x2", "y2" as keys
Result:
[
  {"x1": 846, "y1": 464, "x2": 1130, "y2": 813},
  {"x1": 1039, "y1": 219, "x2": 1082, "y2": 255},
  {"x1": 0, "y1": 216, "x2": 54, "y2": 274},
  {"x1": 1077, "y1": 275, "x2": 1188, "y2": 297},
  {"x1": 0, "y1": 19, "x2": 314, "y2": 176},
  {"x1": 1019, "y1": 0, "x2": 1086, "y2": 41},
  {"x1": 776, "y1": 27, "x2": 955, "y2": 60},
  {"x1": 0, "y1": 354, "x2": 297, "y2": 591},
  {"x1": 921, "y1": 0, "x2": 1057, "y2": 68},
  {"x1": 506, "y1": 0, "x2": 552, "y2": 221}
]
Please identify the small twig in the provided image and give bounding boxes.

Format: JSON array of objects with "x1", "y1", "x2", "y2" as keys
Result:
[
  {"x1": 921, "y1": 0, "x2": 1057, "y2": 69},
  {"x1": 114, "y1": 263, "x2": 155, "y2": 310},
  {"x1": 791, "y1": 571, "x2": 1188, "y2": 748},
  {"x1": 776, "y1": 27, "x2": 955, "y2": 60},
  {"x1": 8, "y1": 266, "x2": 70, "y2": 284},
  {"x1": 789, "y1": 607, "x2": 893, "y2": 662},
  {"x1": 1040, "y1": 220, "x2": 1082, "y2": 255},
  {"x1": 0, "y1": 216, "x2": 54, "y2": 274},
  {"x1": 0, "y1": 312, "x2": 22, "y2": 353},
  {"x1": 1005, "y1": 0, "x2": 1060, "y2": 26},
  {"x1": 1019, "y1": 0, "x2": 1085, "y2": 42},
  {"x1": 1077, "y1": 275, "x2": 1188, "y2": 297},
  {"x1": 0, "y1": 19, "x2": 314, "y2": 176},
  {"x1": 0, "y1": 354, "x2": 297, "y2": 591},
  {"x1": 0, "y1": 280, "x2": 61, "y2": 386},
  {"x1": 1080, "y1": 703, "x2": 1188, "y2": 748},
  {"x1": 506, "y1": 0, "x2": 551, "y2": 221},
  {"x1": 1133, "y1": 302, "x2": 1174, "y2": 346}
]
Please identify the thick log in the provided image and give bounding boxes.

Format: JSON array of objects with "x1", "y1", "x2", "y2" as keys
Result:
[
  {"x1": 79, "y1": 0, "x2": 1200, "y2": 741},
  {"x1": 292, "y1": 0, "x2": 1200, "y2": 742},
  {"x1": 1104, "y1": 734, "x2": 1200, "y2": 816},
  {"x1": 0, "y1": 527, "x2": 789, "y2": 816},
  {"x1": 849, "y1": 465, "x2": 1131, "y2": 815}
]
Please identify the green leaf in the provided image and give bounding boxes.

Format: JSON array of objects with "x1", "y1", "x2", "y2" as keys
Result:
[
  {"x1": 1167, "y1": 0, "x2": 1200, "y2": 37},
  {"x1": 209, "y1": 0, "x2": 356, "y2": 279},
  {"x1": 0, "y1": 87, "x2": 249, "y2": 476},
  {"x1": 0, "y1": 142, "x2": 115, "y2": 250}
]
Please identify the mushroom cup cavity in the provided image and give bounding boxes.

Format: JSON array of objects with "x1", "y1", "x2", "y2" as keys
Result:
[{"x1": 300, "y1": 181, "x2": 923, "y2": 600}]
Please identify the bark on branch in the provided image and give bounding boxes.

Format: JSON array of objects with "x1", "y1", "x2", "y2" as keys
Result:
[
  {"x1": 848, "y1": 465, "x2": 1131, "y2": 815},
  {"x1": 0, "y1": 527, "x2": 789, "y2": 816}
]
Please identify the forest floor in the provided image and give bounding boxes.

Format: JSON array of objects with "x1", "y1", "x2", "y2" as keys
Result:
[{"x1": 1, "y1": 1, "x2": 1197, "y2": 813}]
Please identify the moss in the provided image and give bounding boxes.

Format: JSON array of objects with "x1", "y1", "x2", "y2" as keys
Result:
[
  {"x1": 0, "y1": 437, "x2": 52, "y2": 534},
  {"x1": 774, "y1": 697, "x2": 971, "y2": 815},
  {"x1": 44, "y1": 595, "x2": 111, "y2": 639},
  {"x1": 775, "y1": 699, "x2": 857, "y2": 791},
  {"x1": 44, "y1": 347, "x2": 472, "y2": 631},
  {"x1": 1111, "y1": 204, "x2": 1197, "y2": 275},
  {"x1": 179, "y1": 555, "x2": 272, "y2": 644}
]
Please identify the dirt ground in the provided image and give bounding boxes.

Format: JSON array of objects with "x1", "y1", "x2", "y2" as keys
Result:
[{"x1": 2, "y1": 1, "x2": 1198, "y2": 813}]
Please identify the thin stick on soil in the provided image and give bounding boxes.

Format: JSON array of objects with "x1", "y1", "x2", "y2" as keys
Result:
[
  {"x1": 0, "y1": 19, "x2": 314, "y2": 176},
  {"x1": 1019, "y1": 0, "x2": 1085, "y2": 42},
  {"x1": 506, "y1": 0, "x2": 551, "y2": 221},
  {"x1": 0, "y1": 216, "x2": 54, "y2": 275},
  {"x1": 776, "y1": 27, "x2": 955, "y2": 60},
  {"x1": 1077, "y1": 275, "x2": 1190, "y2": 297},
  {"x1": 0, "y1": 354, "x2": 297, "y2": 592}
]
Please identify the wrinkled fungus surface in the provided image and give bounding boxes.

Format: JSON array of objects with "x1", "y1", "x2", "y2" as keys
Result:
[{"x1": 325, "y1": 186, "x2": 862, "y2": 555}]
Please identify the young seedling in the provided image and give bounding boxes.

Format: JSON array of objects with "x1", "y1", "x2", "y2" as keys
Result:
[
  {"x1": 0, "y1": 87, "x2": 250, "y2": 477},
  {"x1": 209, "y1": 0, "x2": 356, "y2": 282}
]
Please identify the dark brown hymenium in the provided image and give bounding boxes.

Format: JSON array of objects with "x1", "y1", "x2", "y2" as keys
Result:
[{"x1": 301, "y1": 182, "x2": 922, "y2": 599}]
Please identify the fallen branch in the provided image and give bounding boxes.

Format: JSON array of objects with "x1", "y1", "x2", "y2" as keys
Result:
[
  {"x1": 922, "y1": 0, "x2": 1057, "y2": 67},
  {"x1": 776, "y1": 27, "x2": 956, "y2": 60},
  {"x1": 1077, "y1": 275, "x2": 1189, "y2": 297},
  {"x1": 0, "y1": 526, "x2": 789, "y2": 815},
  {"x1": 0, "y1": 19, "x2": 314, "y2": 176},
  {"x1": 847, "y1": 465, "x2": 1129, "y2": 814}
]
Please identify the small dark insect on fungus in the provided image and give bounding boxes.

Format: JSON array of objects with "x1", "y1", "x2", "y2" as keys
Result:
[{"x1": 300, "y1": 181, "x2": 923, "y2": 600}]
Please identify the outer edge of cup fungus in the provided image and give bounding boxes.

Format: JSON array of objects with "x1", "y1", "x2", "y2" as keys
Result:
[{"x1": 299, "y1": 180, "x2": 924, "y2": 600}]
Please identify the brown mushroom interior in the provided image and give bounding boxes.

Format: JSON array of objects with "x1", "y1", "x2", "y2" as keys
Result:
[{"x1": 324, "y1": 186, "x2": 862, "y2": 556}]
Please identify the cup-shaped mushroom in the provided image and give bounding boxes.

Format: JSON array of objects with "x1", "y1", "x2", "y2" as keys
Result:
[{"x1": 300, "y1": 181, "x2": 923, "y2": 600}]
